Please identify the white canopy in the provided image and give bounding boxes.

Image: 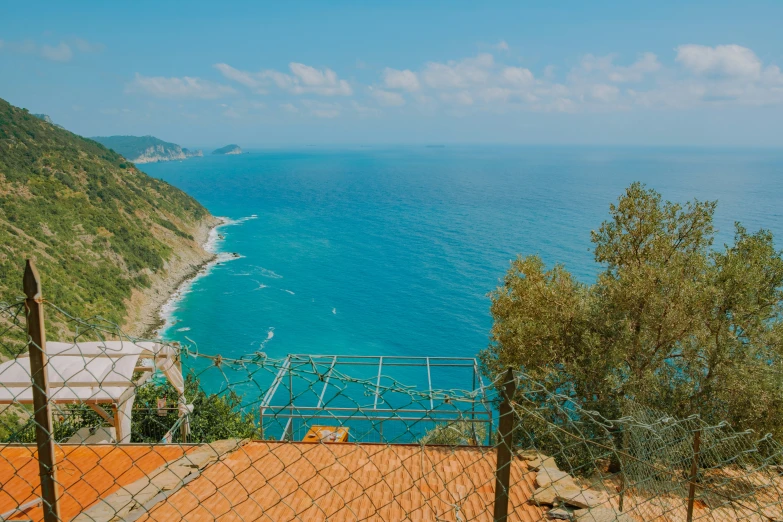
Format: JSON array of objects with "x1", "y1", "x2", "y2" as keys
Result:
[{"x1": 0, "y1": 341, "x2": 187, "y2": 443}]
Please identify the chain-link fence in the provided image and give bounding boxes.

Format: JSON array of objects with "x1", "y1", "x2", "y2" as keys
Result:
[{"x1": 2, "y1": 261, "x2": 783, "y2": 521}]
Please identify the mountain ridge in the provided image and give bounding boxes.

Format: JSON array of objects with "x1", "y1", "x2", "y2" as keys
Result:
[{"x1": 91, "y1": 135, "x2": 203, "y2": 164}]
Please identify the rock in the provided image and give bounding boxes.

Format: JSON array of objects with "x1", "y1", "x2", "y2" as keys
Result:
[
  {"x1": 548, "y1": 507, "x2": 575, "y2": 520},
  {"x1": 526, "y1": 457, "x2": 543, "y2": 469},
  {"x1": 517, "y1": 450, "x2": 556, "y2": 470},
  {"x1": 560, "y1": 488, "x2": 608, "y2": 510},
  {"x1": 573, "y1": 507, "x2": 636, "y2": 522},
  {"x1": 531, "y1": 485, "x2": 559, "y2": 506},
  {"x1": 535, "y1": 457, "x2": 560, "y2": 470},
  {"x1": 518, "y1": 449, "x2": 543, "y2": 459},
  {"x1": 532, "y1": 484, "x2": 609, "y2": 509},
  {"x1": 536, "y1": 467, "x2": 576, "y2": 488}
]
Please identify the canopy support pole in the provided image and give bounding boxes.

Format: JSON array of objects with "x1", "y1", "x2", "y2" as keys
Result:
[
  {"x1": 88, "y1": 404, "x2": 114, "y2": 423},
  {"x1": 373, "y1": 357, "x2": 383, "y2": 410},
  {"x1": 112, "y1": 404, "x2": 123, "y2": 442}
]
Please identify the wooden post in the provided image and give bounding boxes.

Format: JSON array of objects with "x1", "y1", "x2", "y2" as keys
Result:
[
  {"x1": 112, "y1": 404, "x2": 123, "y2": 443},
  {"x1": 686, "y1": 427, "x2": 702, "y2": 522},
  {"x1": 493, "y1": 367, "x2": 516, "y2": 522},
  {"x1": 23, "y1": 260, "x2": 60, "y2": 522}
]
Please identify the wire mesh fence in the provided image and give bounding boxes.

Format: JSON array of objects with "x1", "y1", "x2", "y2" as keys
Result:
[{"x1": 2, "y1": 262, "x2": 783, "y2": 521}]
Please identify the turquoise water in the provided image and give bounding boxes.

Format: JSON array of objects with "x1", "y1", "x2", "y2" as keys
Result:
[{"x1": 143, "y1": 146, "x2": 783, "y2": 394}]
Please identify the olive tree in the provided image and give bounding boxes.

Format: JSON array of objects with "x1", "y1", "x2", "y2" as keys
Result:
[{"x1": 481, "y1": 183, "x2": 783, "y2": 439}]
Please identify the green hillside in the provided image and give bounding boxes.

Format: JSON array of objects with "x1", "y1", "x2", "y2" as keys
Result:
[
  {"x1": 0, "y1": 98, "x2": 211, "y2": 353},
  {"x1": 92, "y1": 135, "x2": 202, "y2": 163}
]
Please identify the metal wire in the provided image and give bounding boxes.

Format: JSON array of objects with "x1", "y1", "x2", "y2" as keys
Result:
[{"x1": 1, "y1": 300, "x2": 782, "y2": 521}]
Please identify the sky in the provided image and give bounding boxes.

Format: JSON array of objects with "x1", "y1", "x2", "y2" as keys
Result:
[{"x1": 2, "y1": 1, "x2": 783, "y2": 148}]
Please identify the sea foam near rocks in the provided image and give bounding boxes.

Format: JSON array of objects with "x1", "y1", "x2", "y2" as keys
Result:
[{"x1": 157, "y1": 215, "x2": 252, "y2": 337}]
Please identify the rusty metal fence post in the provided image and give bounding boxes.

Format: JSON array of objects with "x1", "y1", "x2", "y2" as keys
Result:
[
  {"x1": 23, "y1": 260, "x2": 60, "y2": 522},
  {"x1": 686, "y1": 427, "x2": 702, "y2": 522},
  {"x1": 493, "y1": 367, "x2": 516, "y2": 522}
]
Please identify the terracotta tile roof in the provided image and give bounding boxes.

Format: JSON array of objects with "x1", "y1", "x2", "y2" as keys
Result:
[
  {"x1": 0, "y1": 444, "x2": 195, "y2": 521},
  {"x1": 139, "y1": 442, "x2": 545, "y2": 521}
]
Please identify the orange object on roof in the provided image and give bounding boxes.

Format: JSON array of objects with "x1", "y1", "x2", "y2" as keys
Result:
[
  {"x1": 301, "y1": 425, "x2": 349, "y2": 443},
  {"x1": 0, "y1": 444, "x2": 194, "y2": 521},
  {"x1": 138, "y1": 441, "x2": 544, "y2": 521}
]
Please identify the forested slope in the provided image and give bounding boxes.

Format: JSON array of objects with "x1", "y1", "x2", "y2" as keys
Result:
[{"x1": 0, "y1": 98, "x2": 214, "y2": 352}]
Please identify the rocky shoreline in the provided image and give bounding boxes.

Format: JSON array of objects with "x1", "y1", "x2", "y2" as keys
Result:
[
  {"x1": 122, "y1": 215, "x2": 223, "y2": 339},
  {"x1": 132, "y1": 146, "x2": 203, "y2": 164}
]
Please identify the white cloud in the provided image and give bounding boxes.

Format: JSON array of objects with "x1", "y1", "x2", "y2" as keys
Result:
[
  {"x1": 288, "y1": 63, "x2": 352, "y2": 95},
  {"x1": 352, "y1": 101, "x2": 381, "y2": 117},
  {"x1": 540, "y1": 98, "x2": 578, "y2": 113},
  {"x1": 270, "y1": 63, "x2": 352, "y2": 95},
  {"x1": 220, "y1": 44, "x2": 783, "y2": 118},
  {"x1": 383, "y1": 68, "x2": 420, "y2": 91},
  {"x1": 501, "y1": 66, "x2": 534, "y2": 87},
  {"x1": 0, "y1": 37, "x2": 103, "y2": 62},
  {"x1": 280, "y1": 103, "x2": 299, "y2": 113},
  {"x1": 589, "y1": 83, "x2": 620, "y2": 102},
  {"x1": 216, "y1": 62, "x2": 352, "y2": 96},
  {"x1": 676, "y1": 44, "x2": 762, "y2": 78},
  {"x1": 40, "y1": 43, "x2": 73, "y2": 62},
  {"x1": 214, "y1": 63, "x2": 265, "y2": 92},
  {"x1": 261, "y1": 70, "x2": 295, "y2": 90},
  {"x1": 127, "y1": 73, "x2": 236, "y2": 99},
  {"x1": 478, "y1": 87, "x2": 513, "y2": 103},
  {"x1": 371, "y1": 87, "x2": 406, "y2": 106},
  {"x1": 578, "y1": 52, "x2": 661, "y2": 83},
  {"x1": 71, "y1": 38, "x2": 105, "y2": 53},
  {"x1": 495, "y1": 41, "x2": 510, "y2": 51},
  {"x1": 611, "y1": 53, "x2": 661, "y2": 82},
  {"x1": 422, "y1": 54, "x2": 494, "y2": 89},
  {"x1": 440, "y1": 91, "x2": 474, "y2": 106}
]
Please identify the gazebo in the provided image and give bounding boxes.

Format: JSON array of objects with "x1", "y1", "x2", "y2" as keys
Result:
[{"x1": 0, "y1": 341, "x2": 189, "y2": 443}]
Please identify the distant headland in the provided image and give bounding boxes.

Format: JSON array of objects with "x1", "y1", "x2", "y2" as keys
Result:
[
  {"x1": 212, "y1": 144, "x2": 242, "y2": 155},
  {"x1": 91, "y1": 135, "x2": 203, "y2": 164}
]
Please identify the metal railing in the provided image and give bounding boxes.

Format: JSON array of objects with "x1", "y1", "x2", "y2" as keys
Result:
[{"x1": 260, "y1": 354, "x2": 493, "y2": 444}]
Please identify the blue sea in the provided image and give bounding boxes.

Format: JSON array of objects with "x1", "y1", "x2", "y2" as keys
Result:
[{"x1": 143, "y1": 146, "x2": 783, "y2": 400}]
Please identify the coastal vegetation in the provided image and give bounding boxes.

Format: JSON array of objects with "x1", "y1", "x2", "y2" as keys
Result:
[
  {"x1": 0, "y1": 97, "x2": 210, "y2": 353},
  {"x1": 481, "y1": 183, "x2": 783, "y2": 443},
  {"x1": 0, "y1": 374, "x2": 258, "y2": 443},
  {"x1": 132, "y1": 374, "x2": 259, "y2": 443},
  {"x1": 91, "y1": 135, "x2": 203, "y2": 164},
  {"x1": 421, "y1": 420, "x2": 487, "y2": 446}
]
